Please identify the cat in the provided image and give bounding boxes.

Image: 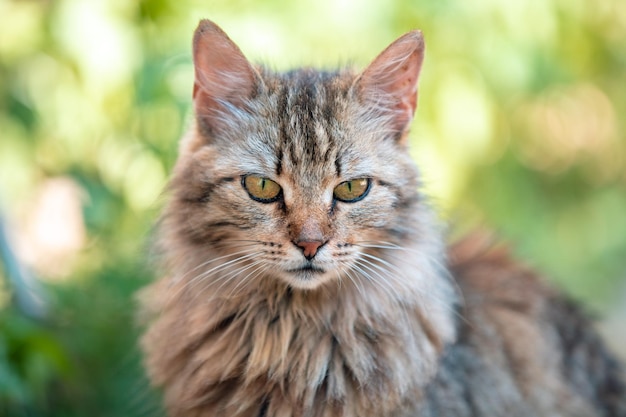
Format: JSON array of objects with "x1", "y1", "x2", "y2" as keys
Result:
[{"x1": 139, "y1": 19, "x2": 626, "y2": 417}]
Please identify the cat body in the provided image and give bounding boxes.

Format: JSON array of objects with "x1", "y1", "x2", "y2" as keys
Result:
[{"x1": 140, "y1": 20, "x2": 626, "y2": 417}]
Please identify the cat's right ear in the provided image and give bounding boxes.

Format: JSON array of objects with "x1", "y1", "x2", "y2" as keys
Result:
[{"x1": 192, "y1": 20, "x2": 260, "y2": 135}]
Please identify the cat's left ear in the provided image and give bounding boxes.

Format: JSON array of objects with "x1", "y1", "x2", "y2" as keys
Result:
[{"x1": 354, "y1": 30, "x2": 425, "y2": 142}]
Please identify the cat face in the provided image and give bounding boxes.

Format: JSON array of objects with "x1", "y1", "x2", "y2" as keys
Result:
[{"x1": 166, "y1": 21, "x2": 426, "y2": 290}]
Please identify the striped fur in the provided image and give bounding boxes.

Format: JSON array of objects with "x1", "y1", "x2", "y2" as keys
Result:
[{"x1": 139, "y1": 20, "x2": 626, "y2": 417}]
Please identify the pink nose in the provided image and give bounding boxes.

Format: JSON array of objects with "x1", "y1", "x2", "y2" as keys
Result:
[{"x1": 296, "y1": 240, "x2": 324, "y2": 260}]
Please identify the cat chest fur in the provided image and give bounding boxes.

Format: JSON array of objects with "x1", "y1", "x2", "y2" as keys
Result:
[{"x1": 141, "y1": 273, "x2": 455, "y2": 417}]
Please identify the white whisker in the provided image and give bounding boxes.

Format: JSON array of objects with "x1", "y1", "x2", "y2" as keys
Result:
[
  {"x1": 353, "y1": 258, "x2": 402, "y2": 300},
  {"x1": 228, "y1": 263, "x2": 271, "y2": 299},
  {"x1": 343, "y1": 267, "x2": 365, "y2": 298},
  {"x1": 349, "y1": 261, "x2": 413, "y2": 327},
  {"x1": 173, "y1": 246, "x2": 260, "y2": 282},
  {"x1": 353, "y1": 240, "x2": 468, "y2": 326},
  {"x1": 220, "y1": 260, "x2": 268, "y2": 298},
  {"x1": 171, "y1": 250, "x2": 264, "y2": 303}
]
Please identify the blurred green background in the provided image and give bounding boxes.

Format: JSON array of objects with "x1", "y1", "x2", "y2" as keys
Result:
[{"x1": 1, "y1": 0, "x2": 625, "y2": 415}]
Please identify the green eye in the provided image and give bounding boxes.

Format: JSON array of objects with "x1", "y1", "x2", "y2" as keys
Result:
[
  {"x1": 243, "y1": 175, "x2": 282, "y2": 203},
  {"x1": 333, "y1": 178, "x2": 371, "y2": 202}
]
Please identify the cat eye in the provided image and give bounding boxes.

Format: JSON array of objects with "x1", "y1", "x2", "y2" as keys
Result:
[
  {"x1": 242, "y1": 175, "x2": 282, "y2": 203},
  {"x1": 333, "y1": 178, "x2": 371, "y2": 203}
]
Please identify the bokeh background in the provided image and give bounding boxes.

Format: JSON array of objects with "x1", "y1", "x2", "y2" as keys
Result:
[{"x1": 1, "y1": 0, "x2": 625, "y2": 415}]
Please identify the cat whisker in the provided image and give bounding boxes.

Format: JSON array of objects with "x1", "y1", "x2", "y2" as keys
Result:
[
  {"x1": 355, "y1": 240, "x2": 467, "y2": 312},
  {"x1": 349, "y1": 261, "x2": 413, "y2": 327},
  {"x1": 214, "y1": 239, "x2": 280, "y2": 247},
  {"x1": 343, "y1": 268, "x2": 365, "y2": 299},
  {"x1": 219, "y1": 259, "x2": 269, "y2": 298},
  {"x1": 333, "y1": 270, "x2": 342, "y2": 291},
  {"x1": 353, "y1": 255, "x2": 455, "y2": 332},
  {"x1": 354, "y1": 248, "x2": 469, "y2": 326},
  {"x1": 351, "y1": 259, "x2": 404, "y2": 304},
  {"x1": 173, "y1": 246, "x2": 261, "y2": 283},
  {"x1": 196, "y1": 256, "x2": 264, "y2": 292},
  {"x1": 227, "y1": 263, "x2": 271, "y2": 299},
  {"x1": 355, "y1": 255, "x2": 441, "y2": 323},
  {"x1": 172, "y1": 251, "x2": 264, "y2": 303},
  {"x1": 190, "y1": 259, "x2": 266, "y2": 304}
]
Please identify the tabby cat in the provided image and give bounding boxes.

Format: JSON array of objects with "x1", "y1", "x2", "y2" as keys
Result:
[{"x1": 139, "y1": 20, "x2": 626, "y2": 417}]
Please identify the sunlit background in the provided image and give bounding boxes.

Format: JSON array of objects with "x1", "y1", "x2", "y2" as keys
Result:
[{"x1": 1, "y1": 0, "x2": 625, "y2": 415}]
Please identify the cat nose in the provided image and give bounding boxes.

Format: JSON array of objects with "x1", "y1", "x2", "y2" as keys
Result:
[
  {"x1": 295, "y1": 240, "x2": 325, "y2": 260},
  {"x1": 291, "y1": 216, "x2": 328, "y2": 260}
]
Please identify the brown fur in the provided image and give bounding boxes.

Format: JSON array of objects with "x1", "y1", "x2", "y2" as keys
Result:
[{"x1": 139, "y1": 20, "x2": 626, "y2": 417}]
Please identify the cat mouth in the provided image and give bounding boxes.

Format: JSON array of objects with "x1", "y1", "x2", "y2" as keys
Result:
[{"x1": 287, "y1": 264, "x2": 326, "y2": 275}]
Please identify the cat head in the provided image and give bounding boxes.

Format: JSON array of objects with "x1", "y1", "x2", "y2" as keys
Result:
[{"x1": 164, "y1": 20, "x2": 432, "y2": 291}]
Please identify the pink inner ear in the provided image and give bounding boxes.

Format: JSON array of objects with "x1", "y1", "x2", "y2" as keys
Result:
[
  {"x1": 192, "y1": 20, "x2": 259, "y2": 131},
  {"x1": 357, "y1": 31, "x2": 425, "y2": 136}
]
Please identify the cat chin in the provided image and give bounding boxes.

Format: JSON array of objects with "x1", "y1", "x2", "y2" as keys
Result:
[{"x1": 277, "y1": 269, "x2": 336, "y2": 290}]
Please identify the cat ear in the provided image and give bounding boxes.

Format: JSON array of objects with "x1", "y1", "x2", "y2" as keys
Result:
[
  {"x1": 355, "y1": 30, "x2": 425, "y2": 141},
  {"x1": 192, "y1": 20, "x2": 260, "y2": 134}
]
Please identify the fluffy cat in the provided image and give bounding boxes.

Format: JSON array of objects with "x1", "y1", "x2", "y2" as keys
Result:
[{"x1": 139, "y1": 20, "x2": 626, "y2": 417}]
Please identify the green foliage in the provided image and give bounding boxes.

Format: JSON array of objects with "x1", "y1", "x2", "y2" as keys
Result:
[
  {"x1": 0, "y1": 0, "x2": 625, "y2": 414},
  {"x1": 0, "y1": 309, "x2": 69, "y2": 415},
  {"x1": 0, "y1": 262, "x2": 162, "y2": 417}
]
